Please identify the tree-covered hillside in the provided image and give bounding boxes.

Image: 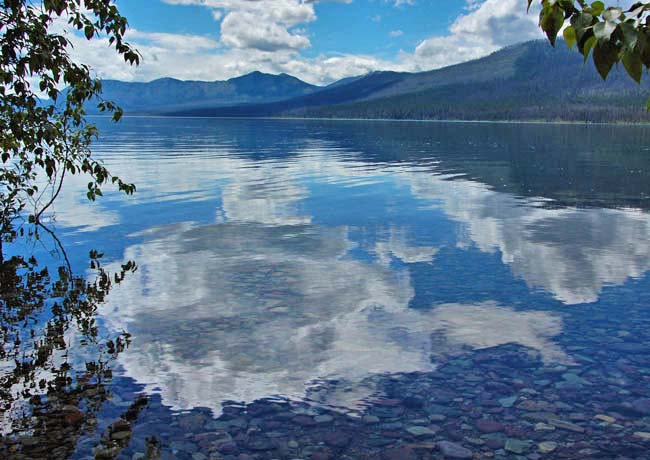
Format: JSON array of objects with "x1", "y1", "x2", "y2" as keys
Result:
[
  {"x1": 293, "y1": 41, "x2": 650, "y2": 122},
  {"x1": 168, "y1": 41, "x2": 650, "y2": 122}
]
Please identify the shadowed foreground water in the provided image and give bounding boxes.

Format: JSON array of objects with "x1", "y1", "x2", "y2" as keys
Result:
[{"x1": 4, "y1": 119, "x2": 650, "y2": 459}]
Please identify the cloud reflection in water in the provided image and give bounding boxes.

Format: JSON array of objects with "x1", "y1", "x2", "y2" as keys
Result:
[
  {"x1": 55, "y1": 120, "x2": 650, "y2": 414},
  {"x1": 57, "y1": 128, "x2": 650, "y2": 306},
  {"x1": 103, "y1": 221, "x2": 566, "y2": 414},
  {"x1": 406, "y1": 173, "x2": 650, "y2": 304}
]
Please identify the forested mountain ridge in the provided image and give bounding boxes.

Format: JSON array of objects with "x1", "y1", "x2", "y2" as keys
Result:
[
  {"x1": 164, "y1": 41, "x2": 650, "y2": 122},
  {"x1": 295, "y1": 41, "x2": 650, "y2": 122}
]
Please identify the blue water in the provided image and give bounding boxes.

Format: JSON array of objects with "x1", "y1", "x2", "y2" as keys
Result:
[{"x1": 6, "y1": 118, "x2": 650, "y2": 459}]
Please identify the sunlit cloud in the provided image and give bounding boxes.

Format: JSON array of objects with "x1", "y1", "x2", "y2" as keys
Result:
[{"x1": 56, "y1": 0, "x2": 544, "y2": 84}]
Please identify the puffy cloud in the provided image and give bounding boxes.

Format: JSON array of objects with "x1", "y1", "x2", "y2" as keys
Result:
[
  {"x1": 451, "y1": 0, "x2": 541, "y2": 47},
  {"x1": 56, "y1": 0, "x2": 546, "y2": 84},
  {"x1": 410, "y1": 0, "x2": 542, "y2": 71},
  {"x1": 220, "y1": 11, "x2": 310, "y2": 51},
  {"x1": 58, "y1": 17, "x2": 396, "y2": 84},
  {"x1": 61, "y1": 26, "x2": 223, "y2": 82},
  {"x1": 163, "y1": 0, "x2": 316, "y2": 51}
]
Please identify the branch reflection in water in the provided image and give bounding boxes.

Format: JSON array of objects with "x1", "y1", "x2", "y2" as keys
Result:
[{"x1": 0, "y1": 224, "x2": 147, "y2": 459}]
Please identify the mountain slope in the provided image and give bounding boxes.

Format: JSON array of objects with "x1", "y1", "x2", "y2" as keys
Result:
[
  {"x1": 299, "y1": 41, "x2": 650, "y2": 122},
  {"x1": 92, "y1": 71, "x2": 319, "y2": 114},
  {"x1": 161, "y1": 71, "x2": 409, "y2": 117},
  {"x1": 167, "y1": 41, "x2": 650, "y2": 122}
]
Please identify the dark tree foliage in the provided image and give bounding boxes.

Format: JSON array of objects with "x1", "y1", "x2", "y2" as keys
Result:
[
  {"x1": 277, "y1": 41, "x2": 650, "y2": 122},
  {"x1": 0, "y1": 4, "x2": 146, "y2": 455},
  {"x1": 535, "y1": 1, "x2": 650, "y2": 87},
  {"x1": 0, "y1": 231, "x2": 143, "y2": 458},
  {"x1": 0, "y1": 0, "x2": 138, "y2": 242}
]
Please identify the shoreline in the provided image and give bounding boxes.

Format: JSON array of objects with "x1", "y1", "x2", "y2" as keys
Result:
[{"x1": 86, "y1": 114, "x2": 650, "y2": 126}]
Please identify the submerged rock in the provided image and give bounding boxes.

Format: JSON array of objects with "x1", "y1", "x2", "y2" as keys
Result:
[
  {"x1": 633, "y1": 432, "x2": 650, "y2": 440},
  {"x1": 95, "y1": 446, "x2": 121, "y2": 459},
  {"x1": 631, "y1": 398, "x2": 650, "y2": 415},
  {"x1": 246, "y1": 436, "x2": 274, "y2": 451},
  {"x1": 483, "y1": 433, "x2": 506, "y2": 449},
  {"x1": 323, "y1": 431, "x2": 351, "y2": 448},
  {"x1": 498, "y1": 396, "x2": 517, "y2": 408},
  {"x1": 62, "y1": 405, "x2": 84, "y2": 425},
  {"x1": 382, "y1": 446, "x2": 417, "y2": 460},
  {"x1": 505, "y1": 438, "x2": 532, "y2": 454},
  {"x1": 438, "y1": 441, "x2": 473, "y2": 459},
  {"x1": 594, "y1": 414, "x2": 615, "y2": 424},
  {"x1": 110, "y1": 430, "x2": 131, "y2": 441},
  {"x1": 314, "y1": 414, "x2": 334, "y2": 424},
  {"x1": 362, "y1": 415, "x2": 380, "y2": 424},
  {"x1": 475, "y1": 418, "x2": 503, "y2": 433},
  {"x1": 548, "y1": 419, "x2": 585, "y2": 433},
  {"x1": 538, "y1": 441, "x2": 558, "y2": 453},
  {"x1": 406, "y1": 426, "x2": 437, "y2": 437}
]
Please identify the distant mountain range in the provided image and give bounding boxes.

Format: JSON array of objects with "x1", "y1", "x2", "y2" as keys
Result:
[
  {"x1": 97, "y1": 40, "x2": 650, "y2": 122},
  {"x1": 91, "y1": 71, "x2": 318, "y2": 114}
]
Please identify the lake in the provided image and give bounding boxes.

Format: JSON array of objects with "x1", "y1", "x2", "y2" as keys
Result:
[{"x1": 4, "y1": 118, "x2": 650, "y2": 459}]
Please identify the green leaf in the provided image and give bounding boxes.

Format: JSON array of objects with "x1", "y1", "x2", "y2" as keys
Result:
[
  {"x1": 572, "y1": 12, "x2": 594, "y2": 42},
  {"x1": 112, "y1": 108, "x2": 123, "y2": 122},
  {"x1": 593, "y1": 20, "x2": 616, "y2": 41},
  {"x1": 620, "y1": 21, "x2": 639, "y2": 51},
  {"x1": 590, "y1": 1, "x2": 605, "y2": 16},
  {"x1": 602, "y1": 7, "x2": 623, "y2": 22},
  {"x1": 563, "y1": 25, "x2": 577, "y2": 49},
  {"x1": 623, "y1": 50, "x2": 643, "y2": 83},
  {"x1": 582, "y1": 35, "x2": 598, "y2": 63},
  {"x1": 84, "y1": 25, "x2": 94, "y2": 40},
  {"x1": 541, "y1": 6, "x2": 565, "y2": 46},
  {"x1": 593, "y1": 40, "x2": 619, "y2": 79}
]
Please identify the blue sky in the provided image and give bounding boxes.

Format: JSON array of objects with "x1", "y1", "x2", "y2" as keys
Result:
[
  {"x1": 116, "y1": 1, "x2": 463, "y2": 60},
  {"x1": 68, "y1": 0, "x2": 544, "y2": 84}
]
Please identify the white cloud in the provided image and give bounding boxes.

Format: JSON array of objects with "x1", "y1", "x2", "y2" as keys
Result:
[
  {"x1": 127, "y1": 30, "x2": 220, "y2": 53},
  {"x1": 410, "y1": 0, "x2": 542, "y2": 71},
  {"x1": 389, "y1": 29, "x2": 404, "y2": 38},
  {"x1": 58, "y1": 0, "x2": 546, "y2": 84},
  {"x1": 220, "y1": 11, "x2": 310, "y2": 51},
  {"x1": 164, "y1": 0, "x2": 316, "y2": 52}
]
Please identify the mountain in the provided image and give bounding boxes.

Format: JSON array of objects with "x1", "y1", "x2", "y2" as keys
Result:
[
  {"x1": 165, "y1": 40, "x2": 650, "y2": 122},
  {"x1": 90, "y1": 71, "x2": 320, "y2": 114}
]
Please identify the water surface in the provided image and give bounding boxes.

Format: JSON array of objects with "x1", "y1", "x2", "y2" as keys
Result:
[{"x1": 7, "y1": 118, "x2": 650, "y2": 459}]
